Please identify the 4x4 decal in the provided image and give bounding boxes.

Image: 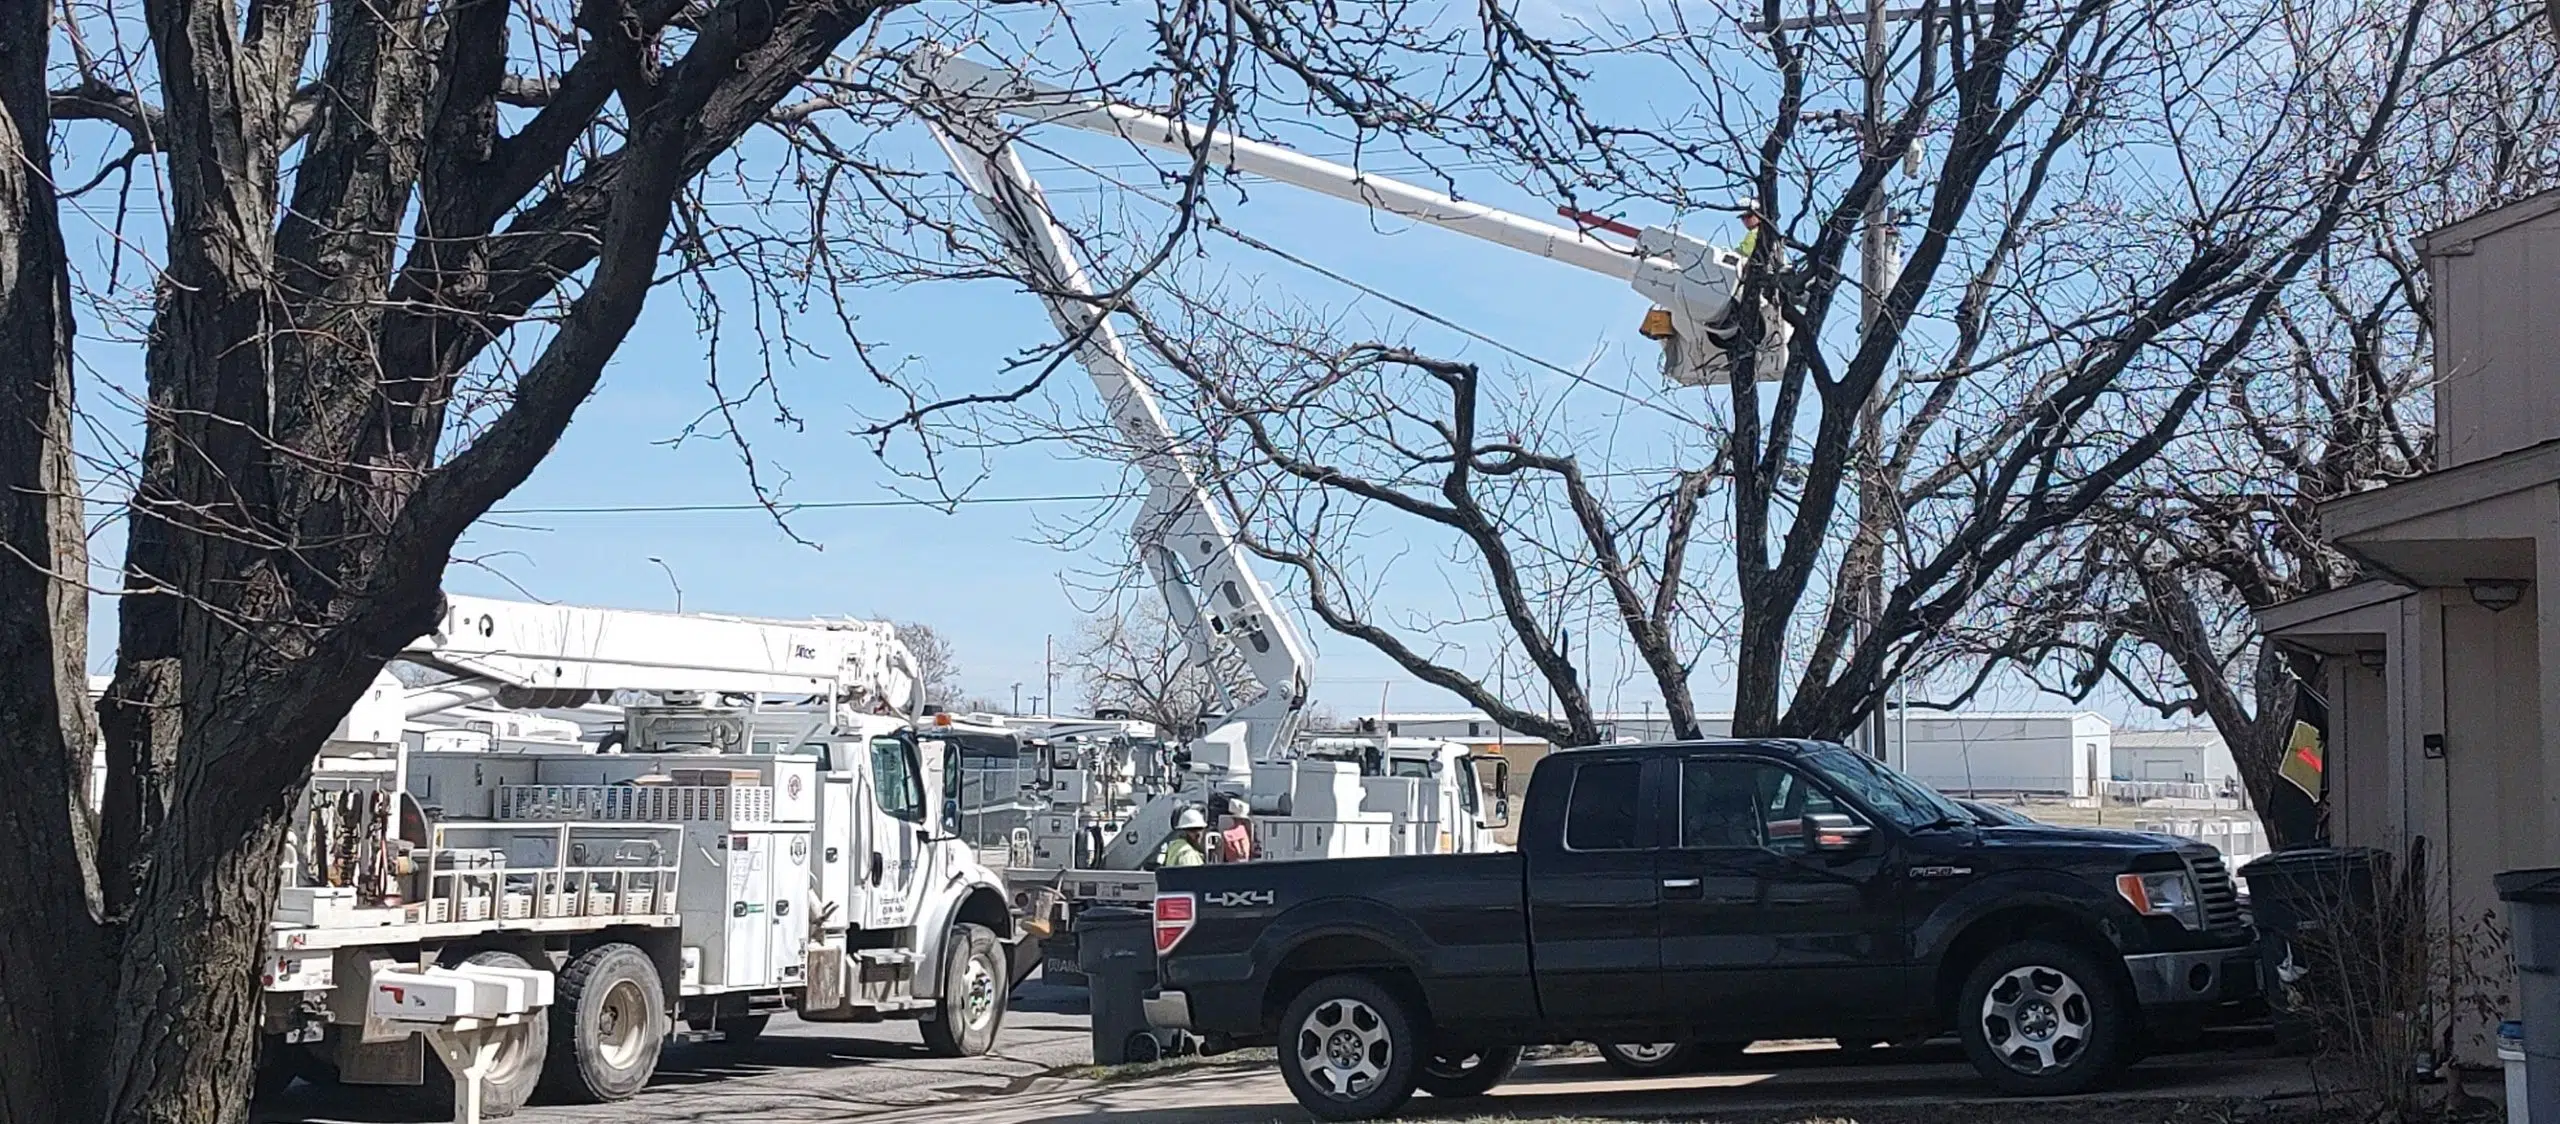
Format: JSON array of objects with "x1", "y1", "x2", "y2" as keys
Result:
[{"x1": 1202, "y1": 889, "x2": 1275, "y2": 908}]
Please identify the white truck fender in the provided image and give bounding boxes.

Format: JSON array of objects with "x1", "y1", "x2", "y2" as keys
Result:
[{"x1": 911, "y1": 871, "x2": 1015, "y2": 1001}]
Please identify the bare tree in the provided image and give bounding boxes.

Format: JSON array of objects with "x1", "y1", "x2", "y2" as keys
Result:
[
  {"x1": 898, "y1": 621, "x2": 965, "y2": 709},
  {"x1": 914, "y1": 0, "x2": 2465, "y2": 755},
  {"x1": 0, "y1": 0, "x2": 931, "y2": 1117},
  {"x1": 1071, "y1": 602, "x2": 1247, "y2": 740},
  {"x1": 1961, "y1": 0, "x2": 2558, "y2": 841}
]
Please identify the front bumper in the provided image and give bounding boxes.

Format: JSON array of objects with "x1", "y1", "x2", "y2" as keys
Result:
[
  {"x1": 1142, "y1": 988, "x2": 1194, "y2": 1030},
  {"x1": 2123, "y1": 942, "x2": 2261, "y2": 1007}
]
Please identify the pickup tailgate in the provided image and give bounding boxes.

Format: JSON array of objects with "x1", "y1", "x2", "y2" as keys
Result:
[{"x1": 1155, "y1": 852, "x2": 1530, "y2": 1037}]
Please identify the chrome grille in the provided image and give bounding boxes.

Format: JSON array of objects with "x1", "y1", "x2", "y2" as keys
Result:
[{"x1": 2187, "y1": 852, "x2": 2243, "y2": 932}]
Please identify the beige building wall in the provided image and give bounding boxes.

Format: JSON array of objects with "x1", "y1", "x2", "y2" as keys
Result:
[
  {"x1": 2429, "y1": 192, "x2": 2560, "y2": 468},
  {"x1": 2256, "y1": 189, "x2": 2560, "y2": 1062}
]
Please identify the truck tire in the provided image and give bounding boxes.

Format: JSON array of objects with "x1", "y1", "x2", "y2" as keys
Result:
[
  {"x1": 1416, "y1": 1045, "x2": 1521, "y2": 1098},
  {"x1": 1278, "y1": 974, "x2": 1425, "y2": 1121},
  {"x1": 922, "y1": 923, "x2": 1007, "y2": 1057},
  {"x1": 1594, "y1": 1039, "x2": 1743, "y2": 1076},
  {"x1": 539, "y1": 943, "x2": 664, "y2": 1103},
  {"x1": 1956, "y1": 939, "x2": 2132, "y2": 1096},
  {"x1": 1597, "y1": 1040, "x2": 1695, "y2": 1076},
  {"x1": 253, "y1": 1036, "x2": 298, "y2": 1102},
  {"x1": 417, "y1": 950, "x2": 550, "y2": 1116}
]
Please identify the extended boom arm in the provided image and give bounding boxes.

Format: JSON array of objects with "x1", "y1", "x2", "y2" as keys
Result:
[
  {"x1": 907, "y1": 66, "x2": 1312, "y2": 778},
  {"x1": 901, "y1": 48, "x2": 1786, "y2": 389}
]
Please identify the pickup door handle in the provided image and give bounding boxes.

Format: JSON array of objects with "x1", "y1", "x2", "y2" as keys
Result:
[{"x1": 1660, "y1": 877, "x2": 1704, "y2": 900}]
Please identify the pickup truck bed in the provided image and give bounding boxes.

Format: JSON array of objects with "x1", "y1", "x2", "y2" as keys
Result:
[{"x1": 1149, "y1": 739, "x2": 2258, "y2": 1121}]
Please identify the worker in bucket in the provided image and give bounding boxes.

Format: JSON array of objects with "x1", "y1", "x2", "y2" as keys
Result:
[
  {"x1": 1736, "y1": 198, "x2": 1767, "y2": 259},
  {"x1": 1159, "y1": 806, "x2": 1212, "y2": 868},
  {"x1": 1217, "y1": 795, "x2": 1261, "y2": 862}
]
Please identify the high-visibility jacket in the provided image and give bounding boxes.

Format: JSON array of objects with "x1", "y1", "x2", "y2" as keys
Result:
[{"x1": 1159, "y1": 834, "x2": 1208, "y2": 868}]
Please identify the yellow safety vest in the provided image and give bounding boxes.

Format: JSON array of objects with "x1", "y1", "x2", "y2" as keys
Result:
[{"x1": 1160, "y1": 835, "x2": 1207, "y2": 868}]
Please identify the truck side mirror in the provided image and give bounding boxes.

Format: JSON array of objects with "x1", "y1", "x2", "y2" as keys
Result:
[
  {"x1": 1804, "y1": 813, "x2": 1872, "y2": 855},
  {"x1": 1466, "y1": 755, "x2": 1512, "y2": 830}
]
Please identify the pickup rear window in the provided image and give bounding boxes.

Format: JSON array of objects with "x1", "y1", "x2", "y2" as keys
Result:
[{"x1": 1564, "y1": 761, "x2": 1642, "y2": 850}]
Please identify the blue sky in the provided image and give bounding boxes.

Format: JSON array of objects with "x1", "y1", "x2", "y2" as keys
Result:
[{"x1": 55, "y1": 0, "x2": 2129, "y2": 725}]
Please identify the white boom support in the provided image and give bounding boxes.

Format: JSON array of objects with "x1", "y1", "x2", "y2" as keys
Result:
[
  {"x1": 900, "y1": 48, "x2": 1787, "y2": 389},
  {"x1": 408, "y1": 593, "x2": 921, "y2": 723},
  {"x1": 910, "y1": 69, "x2": 1312, "y2": 779}
]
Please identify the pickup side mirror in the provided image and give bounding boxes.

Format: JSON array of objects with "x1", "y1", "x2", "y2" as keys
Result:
[
  {"x1": 1465, "y1": 755, "x2": 1513, "y2": 830},
  {"x1": 1804, "y1": 813, "x2": 1872, "y2": 855}
]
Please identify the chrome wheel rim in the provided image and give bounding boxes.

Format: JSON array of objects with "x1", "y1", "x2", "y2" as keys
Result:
[
  {"x1": 488, "y1": 1019, "x2": 541, "y2": 1087},
  {"x1": 1981, "y1": 964, "x2": 2091, "y2": 1074},
  {"x1": 1296, "y1": 997, "x2": 1393, "y2": 1099},
  {"x1": 596, "y1": 978, "x2": 649, "y2": 1070},
  {"x1": 1613, "y1": 1042, "x2": 1681, "y2": 1065},
  {"x1": 962, "y1": 951, "x2": 999, "y2": 1031}
]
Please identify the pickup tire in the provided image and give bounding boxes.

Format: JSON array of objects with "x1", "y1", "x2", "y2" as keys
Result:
[
  {"x1": 1594, "y1": 1040, "x2": 1746, "y2": 1077},
  {"x1": 1279, "y1": 974, "x2": 1425, "y2": 1120},
  {"x1": 540, "y1": 942, "x2": 664, "y2": 1103},
  {"x1": 1956, "y1": 939, "x2": 2132, "y2": 1096},
  {"x1": 1416, "y1": 1045, "x2": 1521, "y2": 1099},
  {"x1": 922, "y1": 922, "x2": 1007, "y2": 1057}
]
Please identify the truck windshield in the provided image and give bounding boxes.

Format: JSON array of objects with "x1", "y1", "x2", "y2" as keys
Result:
[{"x1": 1802, "y1": 745, "x2": 1972, "y2": 830}]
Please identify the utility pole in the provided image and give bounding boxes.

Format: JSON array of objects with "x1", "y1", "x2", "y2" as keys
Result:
[
  {"x1": 1011, "y1": 682, "x2": 1022, "y2": 715},
  {"x1": 1745, "y1": 5, "x2": 1912, "y2": 760},
  {"x1": 1044, "y1": 634, "x2": 1056, "y2": 719},
  {"x1": 1855, "y1": 0, "x2": 1904, "y2": 764}
]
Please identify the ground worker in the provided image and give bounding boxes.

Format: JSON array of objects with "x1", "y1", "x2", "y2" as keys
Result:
[
  {"x1": 1158, "y1": 807, "x2": 1211, "y2": 868},
  {"x1": 1218, "y1": 796, "x2": 1260, "y2": 862}
]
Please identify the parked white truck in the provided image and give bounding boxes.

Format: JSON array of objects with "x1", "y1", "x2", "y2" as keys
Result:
[{"x1": 255, "y1": 595, "x2": 1019, "y2": 1114}]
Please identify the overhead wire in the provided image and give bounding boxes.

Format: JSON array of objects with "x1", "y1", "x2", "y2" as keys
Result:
[
  {"x1": 490, "y1": 463, "x2": 1716, "y2": 516},
  {"x1": 1011, "y1": 136, "x2": 1713, "y2": 430}
]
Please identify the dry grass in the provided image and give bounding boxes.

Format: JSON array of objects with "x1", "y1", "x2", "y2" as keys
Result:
[{"x1": 1437, "y1": 1100, "x2": 2330, "y2": 1124}]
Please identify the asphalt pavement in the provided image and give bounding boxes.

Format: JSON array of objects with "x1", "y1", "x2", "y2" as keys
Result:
[
  {"x1": 258, "y1": 977, "x2": 1096, "y2": 1123},
  {"x1": 856, "y1": 1034, "x2": 2327, "y2": 1124}
]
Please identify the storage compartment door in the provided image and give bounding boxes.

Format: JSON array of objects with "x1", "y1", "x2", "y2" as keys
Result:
[
  {"x1": 819, "y1": 775, "x2": 860, "y2": 931},
  {"x1": 774, "y1": 830, "x2": 811, "y2": 982},
  {"x1": 724, "y1": 833, "x2": 775, "y2": 987}
]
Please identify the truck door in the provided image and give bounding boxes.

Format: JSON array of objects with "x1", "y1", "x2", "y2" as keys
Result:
[
  {"x1": 857, "y1": 733, "x2": 930, "y2": 931},
  {"x1": 1524, "y1": 755, "x2": 1665, "y2": 1026},
  {"x1": 1655, "y1": 755, "x2": 1897, "y2": 1037}
]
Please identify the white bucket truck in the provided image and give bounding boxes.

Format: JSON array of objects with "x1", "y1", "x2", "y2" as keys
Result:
[{"x1": 256, "y1": 595, "x2": 1018, "y2": 1115}]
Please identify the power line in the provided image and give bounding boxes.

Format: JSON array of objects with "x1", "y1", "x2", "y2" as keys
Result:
[
  {"x1": 490, "y1": 491, "x2": 1118, "y2": 515},
  {"x1": 1019, "y1": 145, "x2": 1711, "y2": 430}
]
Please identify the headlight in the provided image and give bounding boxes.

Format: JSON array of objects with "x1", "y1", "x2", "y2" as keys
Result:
[{"x1": 2116, "y1": 871, "x2": 2205, "y2": 930}]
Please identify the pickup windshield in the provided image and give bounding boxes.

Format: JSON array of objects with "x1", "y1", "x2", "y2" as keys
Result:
[{"x1": 1802, "y1": 745, "x2": 1972, "y2": 830}]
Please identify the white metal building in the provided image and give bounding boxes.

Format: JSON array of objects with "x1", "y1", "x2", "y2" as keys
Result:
[
  {"x1": 1353, "y1": 709, "x2": 2115, "y2": 797},
  {"x1": 1884, "y1": 711, "x2": 2114, "y2": 797},
  {"x1": 2110, "y1": 727, "x2": 2239, "y2": 791}
]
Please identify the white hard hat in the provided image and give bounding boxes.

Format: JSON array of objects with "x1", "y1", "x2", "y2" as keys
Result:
[{"x1": 1175, "y1": 808, "x2": 1209, "y2": 831}]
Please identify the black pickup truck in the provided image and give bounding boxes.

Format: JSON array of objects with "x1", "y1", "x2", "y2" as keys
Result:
[{"x1": 1144, "y1": 739, "x2": 2257, "y2": 1120}]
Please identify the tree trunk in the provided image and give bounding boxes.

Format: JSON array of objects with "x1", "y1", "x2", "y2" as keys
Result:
[
  {"x1": 98, "y1": 807, "x2": 298, "y2": 1124},
  {"x1": 0, "y1": 12, "x2": 108, "y2": 1123}
]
